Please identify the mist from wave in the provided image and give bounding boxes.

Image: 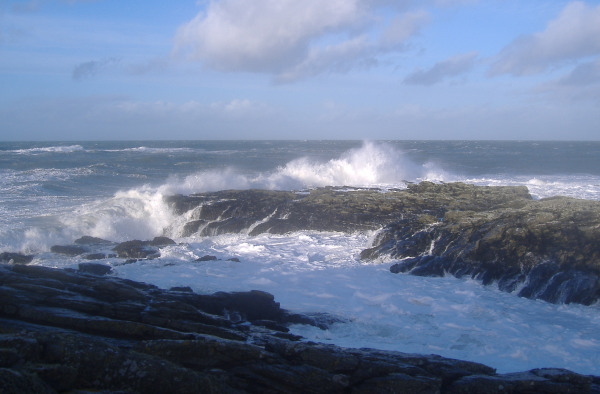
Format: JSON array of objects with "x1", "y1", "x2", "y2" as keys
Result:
[{"x1": 160, "y1": 141, "x2": 438, "y2": 195}]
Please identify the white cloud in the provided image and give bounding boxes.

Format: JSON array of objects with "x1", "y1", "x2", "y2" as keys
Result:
[
  {"x1": 490, "y1": 1, "x2": 600, "y2": 76},
  {"x1": 174, "y1": 0, "x2": 429, "y2": 82},
  {"x1": 404, "y1": 51, "x2": 478, "y2": 85}
]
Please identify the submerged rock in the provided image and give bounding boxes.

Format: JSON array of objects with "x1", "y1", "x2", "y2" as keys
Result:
[
  {"x1": 50, "y1": 245, "x2": 87, "y2": 256},
  {"x1": 74, "y1": 235, "x2": 114, "y2": 245},
  {"x1": 0, "y1": 252, "x2": 34, "y2": 264},
  {"x1": 112, "y1": 240, "x2": 160, "y2": 259},
  {"x1": 196, "y1": 255, "x2": 218, "y2": 262},
  {"x1": 0, "y1": 263, "x2": 596, "y2": 393}
]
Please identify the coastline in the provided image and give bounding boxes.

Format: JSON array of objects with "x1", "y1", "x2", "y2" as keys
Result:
[{"x1": 1, "y1": 263, "x2": 597, "y2": 393}]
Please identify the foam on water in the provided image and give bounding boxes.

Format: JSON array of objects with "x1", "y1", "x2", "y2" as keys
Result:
[
  {"x1": 8, "y1": 145, "x2": 85, "y2": 154},
  {"x1": 440, "y1": 174, "x2": 600, "y2": 201}
]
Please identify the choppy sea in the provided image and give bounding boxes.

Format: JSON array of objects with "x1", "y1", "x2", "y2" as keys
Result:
[{"x1": 1, "y1": 140, "x2": 599, "y2": 375}]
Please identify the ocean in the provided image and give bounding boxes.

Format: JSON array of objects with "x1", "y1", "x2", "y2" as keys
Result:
[{"x1": 1, "y1": 140, "x2": 599, "y2": 375}]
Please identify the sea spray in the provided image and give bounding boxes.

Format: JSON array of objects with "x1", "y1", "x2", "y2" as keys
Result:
[
  {"x1": 160, "y1": 141, "x2": 437, "y2": 194},
  {"x1": 62, "y1": 188, "x2": 176, "y2": 242},
  {"x1": 272, "y1": 141, "x2": 426, "y2": 187}
]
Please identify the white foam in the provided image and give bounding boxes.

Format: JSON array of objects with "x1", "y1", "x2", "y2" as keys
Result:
[
  {"x1": 271, "y1": 141, "x2": 426, "y2": 188},
  {"x1": 62, "y1": 187, "x2": 175, "y2": 242},
  {"x1": 455, "y1": 175, "x2": 600, "y2": 200},
  {"x1": 159, "y1": 141, "x2": 435, "y2": 195},
  {"x1": 10, "y1": 145, "x2": 85, "y2": 154},
  {"x1": 99, "y1": 231, "x2": 600, "y2": 376},
  {"x1": 116, "y1": 146, "x2": 199, "y2": 154}
]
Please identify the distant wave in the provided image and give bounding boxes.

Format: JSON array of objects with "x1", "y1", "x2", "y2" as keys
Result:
[
  {"x1": 107, "y1": 147, "x2": 201, "y2": 154},
  {"x1": 10, "y1": 145, "x2": 85, "y2": 154}
]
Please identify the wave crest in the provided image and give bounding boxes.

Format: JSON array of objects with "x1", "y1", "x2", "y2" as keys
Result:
[
  {"x1": 162, "y1": 141, "x2": 433, "y2": 195},
  {"x1": 273, "y1": 141, "x2": 425, "y2": 188},
  {"x1": 11, "y1": 145, "x2": 85, "y2": 154}
]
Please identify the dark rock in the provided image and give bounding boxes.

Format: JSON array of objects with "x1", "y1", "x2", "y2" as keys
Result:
[
  {"x1": 344, "y1": 184, "x2": 600, "y2": 306},
  {"x1": 447, "y1": 368, "x2": 595, "y2": 393},
  {"x1": 78, "y1": 262, "x2": 113, "y2": 276},
  {"x1": 149, "y1": 236, "x2": 176, "y2": 247},
  {"x1": 50, "y1": 245, "x2": 87, "y2": 256},
  {"x1": 0, "y1": 263, "x2": 596, "y2": 393},
  {"x1": 0, "y1": 253, "x2": 34, "y2": 264},
  {"x1": 112, "y1": 240, "x2": 159, "y2": 259},
  {"x1": 196, "y1": 255, "x2": 218, "y2": 262},
  {"x1": 83, "y1": 252, "x2": 107, "y2": 260},
  {"x1": 74, "y1": 236, "x2": 113, "y2": 245},
  {"x1": 0, "y1": 368, "x2": 55, "y2": 394},
  {"x1": 228, "y1": 257, "x2": 241, "y2": 262},
  {"x1": 169, "y1": 286, "x2": 194, "y2": 293}
]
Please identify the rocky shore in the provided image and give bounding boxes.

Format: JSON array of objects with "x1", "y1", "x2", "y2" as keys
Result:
[
  {"x1": 166, "y1": 182, "x2": 600, "y2": 305},
  {"x1": 1, "y1": 263, "x2": 598, "y2": 393}
]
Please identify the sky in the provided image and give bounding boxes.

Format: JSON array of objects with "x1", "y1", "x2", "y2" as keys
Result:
[{"x1": 1, "y1": 0, "x2": 599, "y2": 140}]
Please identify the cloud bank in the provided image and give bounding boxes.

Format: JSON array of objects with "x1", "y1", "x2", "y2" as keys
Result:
[
  {"x1": 490, "y1": 1, "x2": 600, "y2": 76},
  {"x1": 174, "y1": 0, "x2": 429, "y2": 82}
]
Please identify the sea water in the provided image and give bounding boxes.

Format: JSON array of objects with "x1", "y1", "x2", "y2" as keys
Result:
[{"x1": 1, "y1": 140, "x2": 599, "y2": 375}]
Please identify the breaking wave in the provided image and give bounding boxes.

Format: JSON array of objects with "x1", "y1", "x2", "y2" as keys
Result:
[
  {"x1": 160, "y1": 141, "x2": 440, "y2": 195},
  {"x1": 9, "y1": 145, "x2": 85, "y2": 154}
]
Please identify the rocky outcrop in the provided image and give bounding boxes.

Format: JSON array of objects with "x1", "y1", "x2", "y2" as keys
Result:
[
  {"x1": 166, "y1": 183, "x2": 600, "y2": 305},
  {"x1": 1, "y1": 263, "x2": 597, "y2": 393},
  {"x1": 165, "y1": 184, "x2": 531, "y2": 237},
  {"x1": 361, "y1": 188, "x2": 600, "y2": 305}
]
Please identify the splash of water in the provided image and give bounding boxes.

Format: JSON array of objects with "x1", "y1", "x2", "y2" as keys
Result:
[{"x1": 162, "y1": 141, "x2": 433, "y2": 195}]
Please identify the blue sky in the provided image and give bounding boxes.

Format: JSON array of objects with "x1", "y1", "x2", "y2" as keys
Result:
[{"x1": 1, "y1": 0, "x2": 599, "y2": 140}]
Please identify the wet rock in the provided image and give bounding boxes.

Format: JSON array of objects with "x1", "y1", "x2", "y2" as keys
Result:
[
  {"x1": 78, "y1": 262, "x2": 113, "y2": 276},
  {"x1": 0, "y1": 252, "x2": 34, "y2": 264},
  {"x1": 149, "y1": 236, "x2": 176, "y2": 247},
  {"x1": 74, "y1": 235, "x2": 114, "y2": 245},
  {"x1": 196, "y1": 255, "x2": 218, "y2": 262},
  {"x1": 50, "y1": 245, "x2": 87, "y2": 256},
  {"x1": 112, "y1": 240, "x2": 159, "y2": 259},
  {"x1": 169, "y1": 286, "x2": 194, "y2": 293},
  {"x1": 352, "y1": 185, "x2": 600, "y2": 305},
  {"x1": 83, "y1": 252, "x2": 109, "y2": 260}
]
